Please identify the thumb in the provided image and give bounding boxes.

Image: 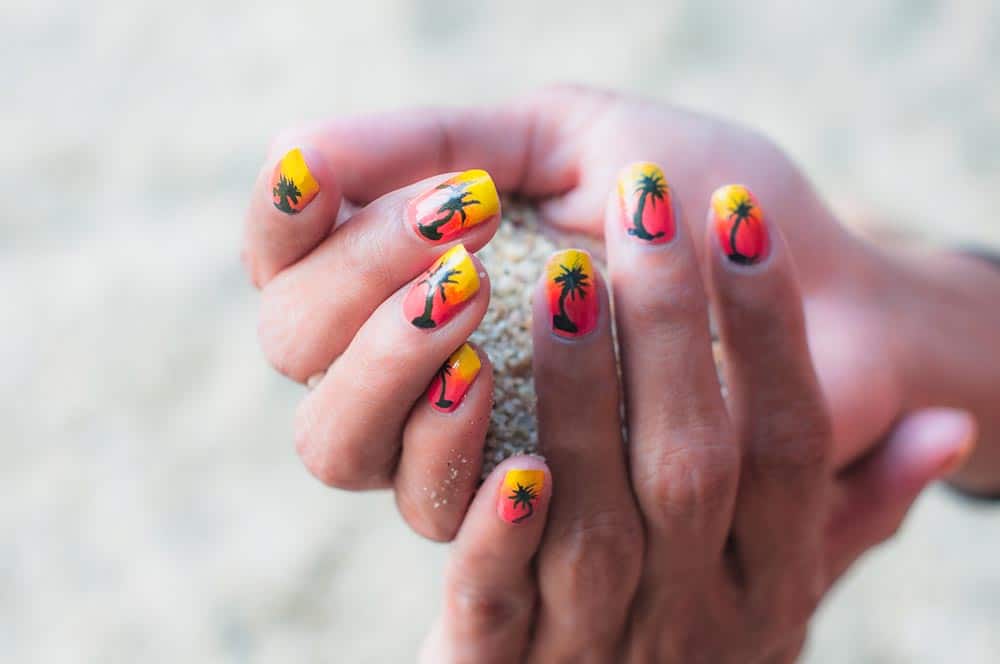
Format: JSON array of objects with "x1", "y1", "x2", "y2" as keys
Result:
[{"x1": 825, "y1": 408, "x2": 977, "y2": 581}]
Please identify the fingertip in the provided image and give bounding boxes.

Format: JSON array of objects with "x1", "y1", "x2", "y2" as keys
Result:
[
  {"x1": 489, "y1": 455, "x2": 552, "y2": 527},
  {"x1": 887, "y1": 408, "x2": 978, "y2": 480}
]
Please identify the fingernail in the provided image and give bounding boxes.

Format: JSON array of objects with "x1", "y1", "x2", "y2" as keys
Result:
[
  {"x1": 410, "y1": 169, "x2": 500, "y2": 243},
  {"x1": 710, "y1": 185, "x2": 769, "y2": 265},
  {"x1": 498, "y1": 469, "x2": 544, "y2": 524},
  {"x1": 404, "y1": 244, "x2": 481, "y2": 329},
  {"x1": 427, "y1": 343, "x2": 482, "y2": 413},
  {"x1": 545, "y1": 249, "x2": 598, "y2": 338},
  {"x1": 618, "y1": 162, "x2": 675, "y2": 244},
  {"x1": 271, "y1": 148, "x2": 320, "y2": 214}
]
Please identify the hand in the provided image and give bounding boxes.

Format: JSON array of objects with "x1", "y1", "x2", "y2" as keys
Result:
[
  {"x1": 248, "y1": 84, "x2": 997, "y2": 487},
  {"x1": 244, "y1": 146, "x2": 512, "y2": 540},
  {"x1": 420, "y1": 179, "x2": 976, "y2": 663}
]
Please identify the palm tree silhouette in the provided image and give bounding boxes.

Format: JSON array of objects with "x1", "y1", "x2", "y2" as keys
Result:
[
  {"x1": 433, "y1": 363, "x2": 454, "y2": 409},
  {"x1": 552, "y1": 260, "x2": 590, "y2": 334},
  {"x1": 726, "y1": 197, "x2": 757, "y2": 264},
  {"x1": 508, "y1": 482, "x2": 538, "y2": 523},
  {"x1": 628, "y1": 171, "x2": 668, "y2": 240},
  {"x1": 417, "y1": 183, "x2": 481, "y2": 240},
  {"x1": 411, "y1": 261, "x2": 463, "y2": 328},
  {"x1": 273, "y1": 174, "x2": 302, "y2": 213}
]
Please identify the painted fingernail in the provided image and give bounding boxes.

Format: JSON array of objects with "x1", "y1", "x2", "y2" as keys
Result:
[
  {"x1": 545, "y1": 249, "x2": 598, "y2": 338},
  {"x1": 271, "y1": 148, "x2": 320, "y2": 214},
  {"x1": 498, "y1": 469, "x2": 544, "y2": 524},
  {"x1": 404, "y1": 244, "x2": 481, "y2": 329},
  {"x1": 710, "y1": 185, "x2": 769, "y2": 265},
  {"x1": 427, "y1": 343, "x2": 482, "y2": 412},
  {"x1": 410, "y1": 169, "x2": 500, "y2": 243},
  {"x1": 618, "y1": 162, "x2": 675, "y2": 244}
]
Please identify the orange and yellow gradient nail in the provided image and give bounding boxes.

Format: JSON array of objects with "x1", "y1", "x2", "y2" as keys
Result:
[
  {"x1": 545, "y1": 249, "x2": 598, "y2": 339},
  {"x1": 410, "y1": 169, "x2": 501, "y2": 243},
  {"x1": 711, "y1": 185, "x2": 769, "y2": 265},
  {"x1": 498, "y1": 469, "x2": 545, "y2": 524},
  {"x1": 404, "y1": 245, "x2": 480, "y2": 329},
  {"x1": 427, "y1": 343, "x2": 482, "y2": 413},
  {"x1": 618, "y1": 162, "x2": 675, "y2": 244},
  {"x1": 271, "y1": 148, "x2": 320, "y2": 214}
]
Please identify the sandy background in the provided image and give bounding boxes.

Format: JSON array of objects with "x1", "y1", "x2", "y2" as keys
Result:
[{"x1": 4, "y1": 1, "x2": 1000, "y2": 661}]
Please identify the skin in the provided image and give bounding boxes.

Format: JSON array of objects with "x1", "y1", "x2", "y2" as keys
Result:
[
  {"x1": 243, "y1": 85, "x2": 1000, "y2": 659},
  {"x1": 421, "y1": 187, "x2": 977, "y2": 663}
]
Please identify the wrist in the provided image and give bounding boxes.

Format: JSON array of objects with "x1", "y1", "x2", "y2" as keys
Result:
[{"x1": 879, "y1": 245, "x2": 1000, "y2": 494}]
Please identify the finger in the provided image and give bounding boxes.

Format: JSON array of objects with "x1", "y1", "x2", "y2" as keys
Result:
[
  {"x1": 706, "y1": 186, "x2": 831, "y2": 585},
  {"x1": 604, "y1": 162, "x2": 738, "y2": 572},
  {"x1": 243, "y1": 144, "x2": 343, "y2": 288},
  {"x1": 258, "y1": 171, "x2": 500, "y2": 383},
  {"x1": 273, "y1": 85, "x2": 621, "y2": 207},
  {"x1": 395, "y1": 343, "x2": 494, "y2": 541},
  {"x1": 294, "y1": 247, "x2": 490, "y2": 489},
  {"x1": 826, "y1": 408, "x2": 977, "y2": 581},
  {"x1": 529, "y1": 249, "x2": 642, "y2": 662},
  {"x1": 423, "y1": 456, "x2": 552, "y2": 664}
]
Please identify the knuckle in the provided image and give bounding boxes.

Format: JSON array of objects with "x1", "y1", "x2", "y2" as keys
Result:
[
  {"x1": 548, "y1": 510, "x2": 643, "y2": 608},
  {"x1": 640, "y1": 442, "x2": 739, "y2": 522},
  {"x1": 613, "y1": 256, "x2": 707, "y2": 330},
  {"x1": 446, "y1": 574, "x2": 531, "y2": 633},
  {"x1": 293, "y1": 399, "x2": 374, "y2": 489},
  {"x1": 258, "y1": 280, "x2": 311, "y2": 382}
]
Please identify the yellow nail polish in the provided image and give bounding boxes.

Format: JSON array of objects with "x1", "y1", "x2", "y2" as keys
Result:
[
  {"x1": 410, "y1": 169, "x2": 500, "y2": 242},
  {"x1": 405, "y1": 245, "x2": 481, "y2": 329},
  {"x1": 271, "y1": 148, "x2": 320, "y2": 214}
]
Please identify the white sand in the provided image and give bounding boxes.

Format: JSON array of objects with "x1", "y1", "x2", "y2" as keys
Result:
[{"x1": 3, "y1": 1, "x2": 1000, "y2": 661}]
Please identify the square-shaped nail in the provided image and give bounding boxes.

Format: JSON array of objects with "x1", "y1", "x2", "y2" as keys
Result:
[
  {"x1": 271, "y1": 148, "x2": 320, "y2": 214},
  {"x1": 404, "y1": 245, "x2": 480, "y2": 329},
  {"x1": 498, "y1": 469, "x2": 544, "y2": 524},
  {"x1": 427, "y1": 343, "x2": 482, "y2": 412},
  {"x1": 618, "y1": 162, "x2": 675, "y2": 244},
  {"x1": 545, "y1": 249, "x2": 598, "y2": 338},
  {"x1": 410, "y1": 169, "x2": 500, "y2": 243},
  {"x1": 710, "y1": 185, "x2": 769, "y2": 265}
]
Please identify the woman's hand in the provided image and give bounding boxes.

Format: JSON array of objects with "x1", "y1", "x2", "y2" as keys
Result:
[
  {"x1": 421, "y1": 178, "x2": 975, "y2": 663},
  {"x1": 244, "y1": 145, "x2": 515, "y2": 540},
  {"x1": 250, "y1": 84, "x2": 999, "y2": 492}
]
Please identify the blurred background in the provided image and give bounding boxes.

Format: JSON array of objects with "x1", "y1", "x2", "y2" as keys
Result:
[{"x1": 4, "y1": 0, "x2": 1000, "y2": 661}]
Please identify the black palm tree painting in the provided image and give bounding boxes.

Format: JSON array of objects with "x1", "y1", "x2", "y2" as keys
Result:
[
  {"x1": 726, "y1": 197, "x2": 757, "y2": 264},
  {"x1": 432, "y1": 363, "x2": 454, "y2": 409},
  {"x1": 411, "y1": 260, "x2": 463, "y2": 328},
  {"x1": 627, "y1": 171, "x2": 668, "y2": 240},
  {"x1": 552, "y1": 260, "x2": 590, "y2": 334},
  {"x1": 273, "y1": 174, "x2": 302, "y2": 213},
  {"x1": 508, "y1": 481, "x2": 538, "y2": 523},
  {"x1": 417, "y1": 182, "x2": 481, "y2": 240}
]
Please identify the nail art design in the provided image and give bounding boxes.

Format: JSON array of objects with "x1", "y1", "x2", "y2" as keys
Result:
[
  {"x1": 404, "y1": 245, "x2": 480, "y2": 329},
  {"x1": 271, "y1": 148, "x2": 320, "y2": 214},
  {"x1": 618, "y1": 162, "x2": 675, "y2": 244},
  {"x1": 410, "y1": 169, "x2": 500, "y2": 242},
  {"x1": 545, "y1": 249, "x2": 597, "y2": 338},
  {"x1": 711, "y1": 185, "x2": 769, "y2": 265},
  {"x1": 499, "y1": 469, "x2": 544, "y2": 524},
  {"x1": 427, "y1": 343, "x2": 482, "y2": 412}
]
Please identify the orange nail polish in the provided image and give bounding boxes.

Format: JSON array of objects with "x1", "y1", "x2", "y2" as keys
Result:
[
  {"x1": 404, "y1": 245, "x2": 480, "y2": 329},
  {"x1": 545, "y1": 249, "x2": 598, "y2": 338},
  {"x1": 410, "y1": 170, "x2": 500, "y2": 243},
  {"x1": 498, "y1": 469, "x2": 544, "y2": 524},
  {"x1": 271, "y1": 148, "x2": 320, "y2": 214},
  {"x1": 427, "y1": 343, "x2": 482, "y2": 412},
  {"x1": 618, "y1": 162, "x2": 675, "y2": 244},
  {"x1": 710, "y1": 185, "x2": 769, "y2": 265}
]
